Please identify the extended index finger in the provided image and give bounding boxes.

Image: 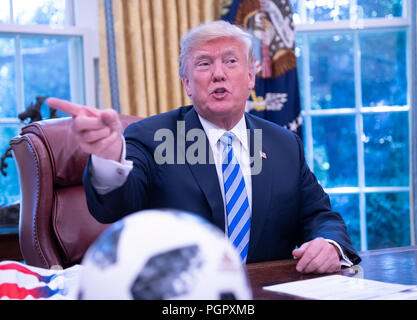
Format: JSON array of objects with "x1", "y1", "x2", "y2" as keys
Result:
[{"x1": 47, "y1": 97, "x2": 100, "y2": 118}]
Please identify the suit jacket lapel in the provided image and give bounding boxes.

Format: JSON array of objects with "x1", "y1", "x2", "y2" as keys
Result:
[
  {"x1": 183, "y1": 108, "x2": 226, "y2": 232},
  {"x1": 245, "y1": 114, "x2": 272, "y2": 261}
]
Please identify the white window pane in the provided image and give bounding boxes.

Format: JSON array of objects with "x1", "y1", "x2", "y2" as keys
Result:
[
  {"x1": 306, "y1": 0, "x2": 350, "y2": 23},
  {"x1": 360, "y1": 30, "x2": 407, "y2": 107},
  {"x1": 0, "y1": 125, "x2": 20, "y2": 207},
  {"x1": 21, "y1": 36, "x2": 84, "y2": 115},
  {"x1": 13, "y1": 0, "x2": 66, "y2": 26},
  {"x1": 312, "y1": 115, "x2": 358, "y2": 188},
  {"x1": 0, "y1": 37, "x2": 17, "y2": 118},
  {"x1": 292, "y1": 0, "x2": 404, "y2": 23},
  {"x1": 308, "y1": 33, "x2": 355, "y2": 109},
  {"x1": 366, "y1": 192, "x2": 410, "y2": 250},
  {"x1": 357, "y1": 0, "x2": 404, "y2": 19},
  {"x1": 363, "y1": 112, "x2": 409, "y2": 187},
  {"x1": 0, "y1": 0, "x2": 11, "y2": 23}
]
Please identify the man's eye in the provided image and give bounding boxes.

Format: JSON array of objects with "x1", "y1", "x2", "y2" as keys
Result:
[
  {"x1": 227, "y1": 58, "x2": 237, "y2": 64},
  {"x1": 198, "y1": 61, "x2": 210, "y2": 67}
]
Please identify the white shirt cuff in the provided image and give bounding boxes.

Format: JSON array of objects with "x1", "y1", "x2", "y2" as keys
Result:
[
  {"x1": 90, "y1": 137, "x2": 133, "y2": 195},
  {"x1": 326, "y1": 239, "x2": 354, "y2": 267}
]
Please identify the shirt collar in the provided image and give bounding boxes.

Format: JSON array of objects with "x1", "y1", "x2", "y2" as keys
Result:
[{"x1": 197, "y1": 114, "x2": 248, "y2": 151}]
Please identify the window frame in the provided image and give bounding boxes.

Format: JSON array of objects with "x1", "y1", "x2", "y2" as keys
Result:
[
  {"x1": 0, "y1": 0, "x2": 98, "y2": 231},
  {"x1": 0, "y1": 20, "x2": 97, "y2": 114},
  {"x1": 294, "y1": 0, "x2": 415, "y2": 250}
]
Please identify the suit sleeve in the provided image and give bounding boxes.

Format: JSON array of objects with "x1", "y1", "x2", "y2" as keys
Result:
[
  {"x1": 83, "y1": 123, "x2": 155, "y2": 224},
  {"x1": 295, "y1": 134, "x2": 361, "y2": 265}
]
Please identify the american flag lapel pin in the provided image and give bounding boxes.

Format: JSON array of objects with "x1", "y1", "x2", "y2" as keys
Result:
[{"x1": 260, "y1": 151, "x2": 267, "y2": 159}]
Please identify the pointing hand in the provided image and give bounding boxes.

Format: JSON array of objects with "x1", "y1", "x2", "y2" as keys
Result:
[{"x1": 47, "y1": 98, "x2": 123, "y2": 162}]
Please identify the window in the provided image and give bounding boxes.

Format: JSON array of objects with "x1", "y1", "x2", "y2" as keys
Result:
[
  {"x1": 0, "y1": 0, "x2": 98, "y2": 231},
  {"x1": 292, "y1": 0, "x2": 413, "y2": 251}
]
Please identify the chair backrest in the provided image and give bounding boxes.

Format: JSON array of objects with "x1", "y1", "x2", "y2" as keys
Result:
[{"x1": 10, "y1": 115, "x2": 141, "y2": 269}]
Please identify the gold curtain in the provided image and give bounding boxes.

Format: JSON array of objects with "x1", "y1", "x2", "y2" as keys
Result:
[{"x1": 98, "y1": 0, "x2": 223, "y2": 117}]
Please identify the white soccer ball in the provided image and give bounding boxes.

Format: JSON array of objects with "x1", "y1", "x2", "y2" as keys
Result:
[{"x1": 78, "y1": 209, "x2": 252, "y2": 300}]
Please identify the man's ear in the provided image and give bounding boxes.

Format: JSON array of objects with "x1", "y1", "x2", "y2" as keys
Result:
[{"x1": 181, "y1": 77, "x2": 192, "y2": 97}]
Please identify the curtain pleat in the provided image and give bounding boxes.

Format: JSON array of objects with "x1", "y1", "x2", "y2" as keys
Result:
[
  {"x1": 99, "y1": 0, "x2": 222, "y2": 116},
  {"x1": 139, "y1": 0, "x2": 158, "y2": 116},
  {"x1": 98, "y1": 0, "x2": 111, "y2": 109},
  {"x1": 123, "y1": 0, "x2": 148, "y2": 117}
]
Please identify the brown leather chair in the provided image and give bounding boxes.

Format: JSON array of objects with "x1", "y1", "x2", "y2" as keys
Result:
[{"x1": 10, "y1": 115, "x2": 141, "y2": 269}]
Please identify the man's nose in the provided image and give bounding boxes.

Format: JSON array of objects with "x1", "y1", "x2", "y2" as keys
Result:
[{"x1": 212, "y1": 61, "x2": 226, "y2": 81}]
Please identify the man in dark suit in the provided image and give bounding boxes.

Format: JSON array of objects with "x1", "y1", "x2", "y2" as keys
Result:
[{"x1": 48, "y1": 21, "x2": 360, "y2": 272}]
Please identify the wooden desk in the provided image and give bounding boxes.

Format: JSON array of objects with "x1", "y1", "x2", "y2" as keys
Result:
[{"x1": 246, "y1": 245, "x2": 417, "y2": 299}]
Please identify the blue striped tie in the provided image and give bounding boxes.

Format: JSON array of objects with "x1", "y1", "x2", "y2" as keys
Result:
[{"x1": 220, "y1": 132, "x2": 251, "y2": 262}]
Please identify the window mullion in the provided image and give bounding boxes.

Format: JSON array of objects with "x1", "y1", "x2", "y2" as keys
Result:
[
  {"x1": 9, "y1": 0, "x2": 13, "y2": 23},
  {"x1": 298, "y1": 0, "x2": 306, "y2": 23},
  {"x1": 65, "y1": 0, "x2": 75, "y2": 26},
  {"x1": 353, "y1": 30, "x2": 367, "y2": 251},
  {"x1": 68, "y1": 37, "x2": 85, "y2": 104},
  {"x1": 410, "y1": 0, "x2": 417, "y2": 246},
  {"x1": 301, "y1": 33, "x2": 314, "y2": 170}
]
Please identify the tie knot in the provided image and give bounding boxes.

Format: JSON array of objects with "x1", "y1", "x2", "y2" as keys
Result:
[{"x1": 219, "y1": 132, "x2": 234, "y2": 147}]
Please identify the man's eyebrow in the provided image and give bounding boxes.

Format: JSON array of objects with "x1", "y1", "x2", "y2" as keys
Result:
[
  {"x1": 221, "y1": 49, "x2": 239, "y2": 57},
  {"x1": 192, "y1": 52, "x2": 212, "y2": 60},
  {"x1": 193, "y1": 48, "x2": 240, "y2": 59}
]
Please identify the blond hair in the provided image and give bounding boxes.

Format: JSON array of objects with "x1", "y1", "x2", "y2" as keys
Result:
[{"x1": 179, "y1": 20, "x2": 255, "y2": 78}]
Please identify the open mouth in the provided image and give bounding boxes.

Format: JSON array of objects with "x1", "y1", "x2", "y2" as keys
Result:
[{"x1": 211, "y1": 88, "x2": 229, "y2": 98}]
